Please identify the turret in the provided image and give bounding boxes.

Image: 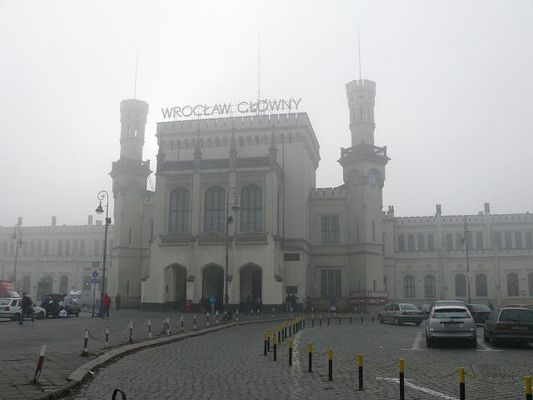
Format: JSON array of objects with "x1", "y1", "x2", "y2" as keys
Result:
[
  {"x1": 120, "y1": 99, "x2": 149, "y2": 160},
  {"x1": 346, "y1": 79, "x2": 376, "y2": 146}
]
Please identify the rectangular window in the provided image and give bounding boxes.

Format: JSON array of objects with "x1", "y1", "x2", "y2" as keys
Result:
[
  {"x1": 43, "y1": 241, "x2": 49, "y2": 256},
  {"x1": 504, "y1": 232, "x2": 512, "y2": 249},
  {"x1": 65, "y1": 240, "x2": 71, "y2": 256},
  {"x1": 94, "y1": 240, "x2": 100, "y2": 255},
  {"x1": 398, "y1": 235, "x2": 405, "y2": 251},
  {"x1": 515, "y1": 232, "x2": 523, "y2": 249},
  {"x1": 446, "y1": 234, "x2": 453, "y2": 250},
  {"x1": 526, "y1": 232, "x2": 533, "y2": 249},
  {"x1": 427, "y1": 234, "x2": 435, "y2": 251},
  {"x1": 321, "y1": 216, "x2": 339, "y2": 244},
  {"x1": 283, "y1": 253, "x2": 300, "y2": 261},
  {"x1": 72, "y1": 240, "x2": 79, "y2": 256},
  {"x1": 407, "y1": 235, "x2": 415, "y2": 251},
  {"x1": 475, "y1": 232, "x2": 484, "y2": 250},
  {"x1": 455, "y1": 233, "x2": 463, "y2": 250},
  {"x1": 80, "y1": 240, "x2": 85, "y2": 256},
  {"x1": 57, "y1": 240, "x2": 63, "y2": 256},
  {"x1": 494, "y1": 232, "x2": 502, "y2": 249},
  {"x1": 417, "y1": 234, "x2": 425, "y2": 251},
  {"x1": 320, "y1": 269, "x2": 341, "y2": 298}
]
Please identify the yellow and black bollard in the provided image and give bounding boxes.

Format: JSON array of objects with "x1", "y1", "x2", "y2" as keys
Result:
[
  {"x1": 273, "y1": 336, "x2": 278, "y2": 361},
  {"x1": 284, "y1": 323, "x2": 288, "y2": 340},
  {"x1": 399, "y1": 359, "x2": 405, "y2": 400},
  {"x1": 459, "y1": 367, "x2": 465, "y2": 400},
  {"x1": 308, "y1": 342, "x2": 314, "y2": 372},
  {"x1": 288, "y1": 339, "x2": 293, "y2": 366},
  {"x1": 278, "y1": 328, "x2": 281, "y2": 344},
  {"x1": 267, "y1": 331, "x2": 271, "y2": 352},
  {"x1": 525, "y1": 376, "x2": 532, "y2": 400},
  {"x1": 263, "y1": 332, "x2": 268, "y2": 356},
  {"x1": 289, "y1": 321, "x2": 292, "y2": 337},
  {"x1": 327, "y1": 349, "x2": 334, "y2": 381},
  {"x1": 357, "y1": 354, "x2": 364, "y2": 391}
]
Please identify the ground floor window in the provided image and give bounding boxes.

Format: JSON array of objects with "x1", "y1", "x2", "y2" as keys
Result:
[{"x1": 320, "y1": 269, "x2": 341, "y2": 299}]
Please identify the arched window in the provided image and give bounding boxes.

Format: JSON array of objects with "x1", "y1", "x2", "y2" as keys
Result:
[
  {"x1": 407, "y1": 235, "x2": 415, "y2": 251},
  {"x1": 455, "y1": 274, "x2": 466, "y2": 297},
  {"x1": 529, "y1": 273, "x2": 533, "y2": 297},
  {"x1": 475, "y1": 273, "x2": 488, "y2": 297},
  {"x1": 169, "y1": 189, "x2": 190, "y2": 233},
  {"x1": 424, "y1": 275, "x2": 436, "y2": 298},
  {"x1": 240, "y1": 185, "x2": 262, "y2": 232},
  {"x1": 398, "y1": 235, "x2": 405, "y2": 251},
  {"x1": 417, "y1": 234, "x2": 425, "y2": 251},
  {"x1": 507, "y1": 273, "x2": 519, "y2": 297},
  {"x1": 204, "y1": 186, "x2": 225, "y2": 232},
  {"x1": 404, "y1": 275, "x2": 415, "y2": 298}
]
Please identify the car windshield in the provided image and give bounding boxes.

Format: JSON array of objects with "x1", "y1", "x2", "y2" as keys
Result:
[
  {"x1": 400, "y1": 304, "x2": 419, "y2": 311},
  {"x1": 433, "y1": 308, "x2": 469, "y2": 319},
  {"x1": 468, "y1": 304, "x2": 491, "y2": 312},
  {"x1": 500, "y1": 309, "x2": 533, "y2": 323}
]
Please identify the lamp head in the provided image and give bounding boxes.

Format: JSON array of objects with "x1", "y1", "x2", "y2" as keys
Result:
[{"x1": 95, "y1": 201, "x2": 104, "y2": 215}]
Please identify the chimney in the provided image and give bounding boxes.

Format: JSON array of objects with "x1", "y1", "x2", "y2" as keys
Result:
[
  {"x1": 51, "y1": 216, "x2": 57, "y2": 226},
  {"x1": 435, "y1": 204, "x2": 442, "y2": 216},
  {"x1": 88, "y1": 215, "x2": 93, "y2": 225},
  {"x1": 484, "y1": 202, "x2": 490, "y2": 214}
]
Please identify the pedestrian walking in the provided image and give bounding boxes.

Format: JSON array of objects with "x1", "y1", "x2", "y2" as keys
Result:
[
  {"x1": 20, "y1": 292, "x2": 33, "y2": 325},
  {"x1": 100, "y1": 293, "x2": 111, "y2": 318},
  {"x1": 115, "y1": 293, "x2": 121, "y2": 310},
  {"x1": 208, "y1": 294, "x2": 216, "y2": 314}
]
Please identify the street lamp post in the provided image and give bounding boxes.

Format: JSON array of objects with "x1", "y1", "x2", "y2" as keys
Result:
[
  {"x1": 463, "y1": 216, "x2": 472, "y2": 304},
  {"x1": 224, "y1": 187, "x2": 240, "y2": 313},
  {"x1": 11, "y1": 223, "x2": 23, "y2": 292},
  {"x1": 95, "y1": 191, "x2": 111, "y2": 308}
]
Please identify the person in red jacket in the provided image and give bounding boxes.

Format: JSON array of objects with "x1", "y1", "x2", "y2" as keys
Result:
[{"x1": 101, "y1": 293, "x2": 111, "y2": 319}]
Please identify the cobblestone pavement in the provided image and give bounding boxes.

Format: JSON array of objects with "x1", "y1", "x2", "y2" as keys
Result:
[
  {"x1": 0, "y1": 308, "x2": 267, "y2": 400},
  {"x1": 64, "y1": 318, "x2": 533, "y2": 400}
]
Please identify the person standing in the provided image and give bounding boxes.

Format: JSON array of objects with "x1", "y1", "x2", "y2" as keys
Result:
[
  {"x1": 115, "y1": 293, "x2": 121, "y2": 311},
  {"x1": 20, "y1": 292, "x2": 33, "y2": 325},
  {"x1": 101, "y1": 293, "x2": 111, "y2": 318}
]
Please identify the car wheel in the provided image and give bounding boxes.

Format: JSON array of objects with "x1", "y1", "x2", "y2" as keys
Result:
[
  {"x1": 378, "y1": 315, "x2": 383, "y2": 324},
  {"x1": 38, "y1": 311, "x2": 45, "y2": 319},
  {"x1": 394, "y1": 317, "x2": 400, "y2": 326},
  {"x1": 469, "y1": 337, "x2": 478, "y2": 348}
]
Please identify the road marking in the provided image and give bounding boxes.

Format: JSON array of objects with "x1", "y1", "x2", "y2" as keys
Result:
[
  {"x1": 402, "y1": 331, "x2": 424, "y2": 351},
  {"x1": 376, "y1": 377, "x2": 459, "y2": 400},
  {"x1": 290, "y1": 329, "x2": 304, "y2": 394}
]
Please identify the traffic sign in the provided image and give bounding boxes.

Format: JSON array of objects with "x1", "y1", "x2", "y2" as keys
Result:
[
  {"x1": 91, "y1": 277, "x2": 101, "y2": 284},
  {"x1": 92, "y1": 271, "x2": 99, "y2": 279}
]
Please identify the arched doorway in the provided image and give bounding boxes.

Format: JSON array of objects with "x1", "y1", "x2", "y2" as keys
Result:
[
  {"x1": 37, "y1": 275, "x2": 53, "y2": 300},
  {"x1": 239, "y1": 264, "x2": 262, "y2": 304},
  {"x1": 164, "y1": 264, "x2": 187, "y2": 310},
  {"x1": 202, "y1": 264, "x2": 224, "y2": 307}
]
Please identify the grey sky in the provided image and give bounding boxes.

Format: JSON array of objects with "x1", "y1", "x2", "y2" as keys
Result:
[{"x1": 1, "y1": 0, "x2": 532, "y2": 227}]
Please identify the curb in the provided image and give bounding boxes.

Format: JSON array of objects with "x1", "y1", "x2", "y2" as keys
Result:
[{"x1": 34, "y1": 317, "x2": 289, "y2": 400}]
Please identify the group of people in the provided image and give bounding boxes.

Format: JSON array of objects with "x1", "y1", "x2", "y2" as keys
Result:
[{"x1": 240, "y1": 295, "x2": 262, "y2": 315}]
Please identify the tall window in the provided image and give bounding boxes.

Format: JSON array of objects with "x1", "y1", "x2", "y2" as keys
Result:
[
  {"x1": 57, "y1": 240, "x2": 63, "y2": 256},
  {"x1": 525, "y1": 232, "x2": 533, "y2": 249},
  {"x1": 475, "y1": 232, "x2": 484, "y2": 250},
  {"x1": 204, "y1": 186, "x2": 225, "y2": 232},
  {"x1": 424, "y1": 275, "x2": 436, "y2": 298},
  {"x1": 398, "y1": 235, "x2": 405, "y2": 251},
  {"x1": 240, "y1": 185, "x2": 262, "y2": 232},
  {"x1": 456, "y1": 233, "x2": 464, "y2": 250},
  {"x1": 455, "y1": 274, "x2": 466, "y2": 297},
  {"x1": 476, "y1": 273, "x2": 488, "y2": 297},
  {"x1": 169, "y1": 189, "x2": 190, "y2": 233},
  {"x1": 407, "y1": 235, "x2": 415, "y2": 251},
  {"x1": 417, "y1": 234, "x2": 425, "y2": 251},
  {"x1": 494, "y1": 232, "x2": 502, "y2": 249},
  {"x1": 404, "y1": 275, "x2": 415, "y2": 298},
  {"x1": 320, "y1": 269, "x2": 341, "y2": 298},
  {"x1": 529, "y1": 273, "x2": 533, "y2": 297},
  {"x1": 321, "y1": 216, "x2": 339, "y2": 244},
  {"x1": 515, "y1": 232, "x2": 523, "y2": 249},
  {"x1": 427, "y1": 234, "x2": 435, "y2": 251},
  {"x1": 504, "y1": 232, "x2": 513, "y2": 249},
  {"x1": 507, "y1": 273, "x2": 519, "y2": 296},
  {"x1": 446, "y1": 234, "x2": 454, "y2": 250}
]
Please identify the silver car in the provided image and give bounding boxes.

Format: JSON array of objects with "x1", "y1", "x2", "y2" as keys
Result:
[{"x1": 425, "y1": 305, "x2": 477, "y2": 348}]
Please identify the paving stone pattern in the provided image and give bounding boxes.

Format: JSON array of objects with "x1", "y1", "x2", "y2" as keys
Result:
[{"x1": 65, "y1": 319, "x2": 533, "y2": 400}]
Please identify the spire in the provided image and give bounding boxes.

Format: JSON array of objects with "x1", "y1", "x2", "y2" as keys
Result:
[{"x1": 357, "y1": 24, "x2": 362, "y2": 80}]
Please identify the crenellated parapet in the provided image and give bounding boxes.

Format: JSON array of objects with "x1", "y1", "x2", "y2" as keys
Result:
[{"x1": 309, "y1": 187, "x2": 347, "y2": 200}]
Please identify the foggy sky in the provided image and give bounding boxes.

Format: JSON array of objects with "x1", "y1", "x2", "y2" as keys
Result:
[{"x1": 1, "y1": 0, "x2": 532, "y2": 227}]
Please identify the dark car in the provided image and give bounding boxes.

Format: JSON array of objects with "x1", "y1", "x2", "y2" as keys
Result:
[
  {"x1": 41, "y1": 295, "x2": 60, "y2": 318},
  {"x1": 41, "y1": 294, "x2": 81, "y2": 317},
  {"x1": 378, "y1": 303, "x2": 425, "y2": 326},
  {"x1": 483, "y1": 307, "x2": 533, "y2": 346},
  {"x1": 466, "y1": 304, "x2": 492, "y2": 324}
]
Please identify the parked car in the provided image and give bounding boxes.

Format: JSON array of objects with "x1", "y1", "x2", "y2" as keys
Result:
[
  {"x1": 41, "y1": 294, "x2": 80, "y2": 317},
  {"x1": 0, "y1": 297, "x2": 45, "y2": 321},
  {"x1": 378, "y1": 303, "x2": 425, "y2": 326},
  {"x1": 466, "y1": 304, "x2": 492, "y2": 324},
  {"x1": 425, "y1": 305, "x2": 477, "y2": 348},
  {"x1": 483, "y1": 307, "x2": 533, "y2": 346}
]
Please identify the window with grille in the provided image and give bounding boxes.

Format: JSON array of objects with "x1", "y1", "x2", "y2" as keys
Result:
[
  {"x1": 476, "y1": 274, "x2": 488, "y2": 297},
  {"x1": 507, "y1": 273, "x2": 519, "y2": 296},
  {"x1": 320, "y1": 269, "x2": 341, "y2": 298},
  {"x1": 321, "y1": 216, "x2": 339, "y2": 244},
  {"x1": 240, "y1": 185, "x2": 262, "y2": 232},
  {"x1": 455, "y1": 274, "x2": 466, "y2": 297},
  {"x1": 424, "y1": 275, "x2": 436, "y2": 298},
  {"x1": 204, "y1": 186, "x2": 226, "y2": 232},
  {"x1": 404, "y1": 275, "x2": 415, "y2": 298},
  {"x1": 169, "y1": 189, "x2": 190, "y2": 233}
]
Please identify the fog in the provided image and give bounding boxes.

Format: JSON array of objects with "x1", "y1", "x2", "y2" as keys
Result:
[{"x1": 1, "y1": 0, "x2": 532, "y2": 227}]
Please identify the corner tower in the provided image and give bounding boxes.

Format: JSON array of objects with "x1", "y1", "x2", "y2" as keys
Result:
[
  {"x1": 110, "y1": 99, "x2": 152, "y2": 307},
  {"x1": 339, "y1": 79, "x2": 389, "y2": 303}
]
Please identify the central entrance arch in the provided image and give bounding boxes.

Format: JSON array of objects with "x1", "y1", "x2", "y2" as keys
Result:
[
  {"x1": 202, "y1": 264, "x2": 224, "y2": 307},
  {"x1": 239, "y1": 264, "x2": 262, "y2": 303},
  {"x1": 164, "y1": 264, "x2": 187, "y2": 310}
]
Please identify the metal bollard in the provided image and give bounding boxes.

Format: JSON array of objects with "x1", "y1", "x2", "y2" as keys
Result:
[
  {"x1": 273, "y1": 336, "x2": 278, "y2": 361},
  {"x1": 193, "y1": 314, "x2": 197, "y2": 330},
  {"x1": 459, "y1": 367, "x2": 465, "y2": 400},
  {"x1": 180, "y1": 316, "x2": 184, "y2": 333},
  {"x1": 399, "y1": 359, "x2": 405, "y2": 400},
  {"x1": 206, "y1": 312, "x2": 210, "y2": 327},
  {"x1": 81, "y1": 328, "x2": 89, "y2": 356},
  {"x1": 308, "y1": 342, "x2": 314, "y2": 372},
  {"x1": 148, "y1": 320, "x2": 152, "y2": 339},
  {"x1": 129, "y1": 321, "x2": 133, "y2": 343},
  {"x1": 105, "y1": 326, "x2": 110, "y2": 347},
  {"x1": 166, "y1": 318, "x2": 171, "y2": 336},
  {"x1": 289, "y1": 322, "x2": 292, "y2": 337},
  {"x1": 272, "y1": 307, "x2": 275, "y2": 318},
  {"x1": 278, "y1": 328, "x2": 281, "y2": 344},
  {"x1": 32, "y1": 344, "x2": 47, "y2": 383},
  {"x1": 357, "y1": 354, "x2": 364, "y2": 391},
  {"x1": 525, "y1": 376, "x2": 532, "y2": 400},
  {"x1": 215, "y1": 310, "x2": 219, "y2": 325},
  {"x1": 288, "y1": 339, "x2": 293, "y2": 366},
  {"x1": 236, "y1": 309, "x2": 239, "y2": 322},
  {"x1": 264, "y1": 332, "x2": 268, "y2": 356},
  {"x1": 327, "y1": 349, "x2": 334, "y2": 381},
  {"x1": 312, "y1": 314, "x2": 315, "y2": 327},
  {"x1": 267, "y1": 331, "x2": 271, "y2": 352},
  {"x1": 284, "y1": 324, "x2": 287, "y2": 340}
]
